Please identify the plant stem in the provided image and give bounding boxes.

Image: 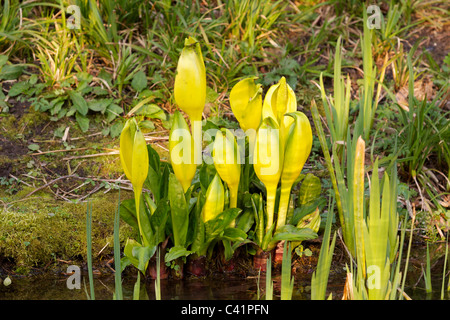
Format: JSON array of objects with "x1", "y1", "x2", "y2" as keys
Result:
[
  {"x1": 276, "y1": 181, "x2": 291, "y2": 231},
  {"x1": 265, "y1": 185, "x2": 277, "y2": 233}
]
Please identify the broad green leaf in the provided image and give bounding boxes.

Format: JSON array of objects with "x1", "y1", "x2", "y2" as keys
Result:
[
  {"x1": 298, "y1": 173, "x2": 322, "y2": 205},
  {"x1": 136, "y1": 104, "x2": 166, "y2": 120},
  {"x1": 222, "y1": 227, "x2": 247, "y2": 242},
  {"x1": 131, "y1": 70, "x2": 148, "y2": 92},
  {"x1": 119, "y1": 199, "x2": 139, "y2": 237},
  {"x1": 149, "y1": 199, "x2": 169, "y2": 244},
  {"x1": 270, "y1": 225, "x2": 317, "y2": 243},
  {"x1": 139, "y1": 120, "x2": 155, "y2": 130},
  {"x1": 164, "y1": 245, "x2": 192, "y2": 263},
  {"x1": 8, "y1": 81, "x2": 30, "y2": 97},
  {"x1": 168, "y1": 173, "x2": 189, "y2": 247},
  {"x1": 235, "y1": 209, "x2": 255, "y2": 233},
  {"x1": 132, "y1": 245, "x2": 156, "y2": 273},
  {"x1": 109, "y1": 121, "x2": 124, "y2": 138},
  {"x1": 0, "y1": 55, "x2": 8, "y2": 67},
  {"x1": 205, "y1": 208, "x2": 241, "y2": 241},
  {"x1": 145, "y1": 145, "x2": 162, "y2": 201},
  {"x1": 76, "y1": 112, "x2": 90, "y2": 132},
  {"x1": 0, "y1": 64, "x2": 24, "y2": 80},
  {"x1": 88, "y1": 98, "x2": 113, "y2": 113},
  {"x1": 123, "y1": 238, "x2": 141, "y2": 269},
  {"x1": 70, "y1": 91, "x2": 88, "y2": 116}
]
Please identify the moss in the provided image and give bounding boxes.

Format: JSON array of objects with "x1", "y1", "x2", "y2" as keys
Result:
[{"x1": 0, "y1": 190, "x2": 134, "y2": 272}]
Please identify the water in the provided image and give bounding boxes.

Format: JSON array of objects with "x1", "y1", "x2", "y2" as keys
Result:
[
  {"x1": 1, "y1": 243, "x2": 448, "y2": 300},
  {"x1": 0, "y1": 272, "x2": 329, "y2": 300},
  {"x1": 0, "y1": 271, "x2": 448, "y2": 300}
]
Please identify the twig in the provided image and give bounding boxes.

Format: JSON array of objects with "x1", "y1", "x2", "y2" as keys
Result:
[
  {"x1": 29, "y1": 147, "x2": 90, "y2": 156},
  {"x1": 62, "y1": 151, "x2": 119, "y2": 161},
  {"x1": 23, "y1": 174, "x2": 75, "y2": 199}
]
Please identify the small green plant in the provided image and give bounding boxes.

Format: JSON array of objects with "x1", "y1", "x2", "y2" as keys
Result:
[
  {"x1": 280, "y1": 241, "x2": 294, "y2": 300},
  {"x1": 311, "y1": 203, "x2": 336, "y2": 300}
]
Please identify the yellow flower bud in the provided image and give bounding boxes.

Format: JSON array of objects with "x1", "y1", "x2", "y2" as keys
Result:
[
  {"x1": 169, "y1": 111, "x2": 197, "y2": 193},
  {"x1": 119, "y1": 118, "x2": 149, "y2": 245},
  {"x1": 212, "y1": 128, "x2": 241, "y2": 210},
  {"x1": 229, "y1": 77, "x2": 263, "y2": 133},
  {"x1": 262, "y1": 77, "x2": 297, "y2": 145},
  {"x1": 174, "y1": 36, "x2": 206, "y2": 123},
  {"x1": 276, "y1": 111, "x2": 313, "y2": 230},
  {"x1": 119, "y1": 118, "x2": 149, "y2": 191},
  {"x1": 253, "y1": 117, "x2": 282, "y2": 232},
  {"x1": 202, "y1": 173, "x2": 225, "y2": 222}
]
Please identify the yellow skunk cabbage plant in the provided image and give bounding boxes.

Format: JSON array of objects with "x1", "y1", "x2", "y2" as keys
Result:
[
  {"x1": 169, "y1": 111, "x2": 197, "y2": 193},
  {"x1": 202, "y1": 173, "x2": 225, "y2": 223},
  {"x1": 277, "y1": 111, "x2": 313, "y2": 230},
  {"x1": 253, "y1": 117, "x2": 282, "y2": 233},
  {"x1": 262, "y1": 76, "x2": 297, "y2": 146},
  {"x1": 174, "y1": 36, "x2": 206, "y2": 124},
  {"x1": 174, "y1": 36, "x2": 206, "y2": 165},
  {"x1": 120, "y1": 118, "x2": 149, "y2": 246},
  {"x1": 212, "y1": 128, "x2": 241, "y2": 210},
  {"x1": 229, "y1": 77, "x2": 263, "y2": 135}
]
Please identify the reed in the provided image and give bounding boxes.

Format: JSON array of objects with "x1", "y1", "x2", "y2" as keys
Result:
[{"x1": 86, "y1": 200, "x2": 95, "y2": 300}]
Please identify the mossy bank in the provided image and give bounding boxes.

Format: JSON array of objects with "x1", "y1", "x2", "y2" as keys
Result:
[{"x1": 0, "y1": 189, "x2": 135, "y2": 274}]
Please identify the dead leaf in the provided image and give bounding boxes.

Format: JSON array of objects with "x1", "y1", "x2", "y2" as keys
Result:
[{"x1": 395, "y1": 76, "x2": 436, "y2": 111}]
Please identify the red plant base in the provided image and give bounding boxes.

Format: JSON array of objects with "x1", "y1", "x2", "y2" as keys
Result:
[
  {"x1": 253, "y1": 248, "x2": 271, "y2": 272},
  {"x1": 186, "y1": 255, "x2": 207, "y2": 277},
  {"x1": 273, "y1": 241, "x2": 285, "y2": 266}
]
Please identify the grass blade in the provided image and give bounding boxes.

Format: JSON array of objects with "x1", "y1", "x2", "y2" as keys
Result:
[{"x1": 86, "y1": 200, "x2": 95, "y2": 300}]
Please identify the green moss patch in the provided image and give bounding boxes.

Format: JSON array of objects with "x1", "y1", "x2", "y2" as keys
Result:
[{"x1": 0, "y1": 190, "x2": 134, "y2": 273}]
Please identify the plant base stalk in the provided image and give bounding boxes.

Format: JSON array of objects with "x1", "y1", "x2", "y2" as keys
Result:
[
  {"x1": 253, "y1": 247, "x2": 271, "y2": 272},
  {"x1": 186, "y1": 255, "x2": 208, "y2": 277}
]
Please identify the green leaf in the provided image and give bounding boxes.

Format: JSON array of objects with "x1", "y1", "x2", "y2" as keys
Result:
[
  {"x1": 205, "y1": 208, "x2": 241, "y2": 241},
  {"x1": 168, "y1": 174, "x2": 189, "y2": 247},
  {"x1": 123, "y1": 238, "x2": 141, "y2": 269},
  {"x1": 106, "y1": 103, "x2": 123, "y2": 122},
  {"x1": 131, "y1": 70, "x2": 148, "y2": 92},
  {"x1": 0, "y1": 55, "x2": 8, "y2": 68},
  {"x1": 145, "y1": 145, "x2": 162, "y2": 201},
  {"x1": 298, "y1": 173, "x2": 322, "y2": 205},
  {"x1": 235, "y1": 209, "x2": 255, "y2": 233},
  {"x1": 206, "y1": 86, "x2": 219, "y2": 103},
  {"x1": 110, "y1": 121, "x2": 124, "y2": 138},
  {"x1": 136, "y1": 104, "x2": 166, "y2": 120},
  {"x1": 27, "y1": 143, "x2": 40, "y2": 151},
  {"x1": 8, "y1": 81, "x2": 30, "y2": 97},
  {"x1": 139, "y1": 120, "x2": 155, "y2": 130},
  {"x1": 149, "y1": 199, "x2": 170, "y2": 244},
  {"x1": 88, "y1": 98, "x2": 113, "y2": 113},
  {"x1": 270, "y1": 225, "x2": 317, "y2": 243},
  {"x1": 119, "y1": 199, "x2": 139, "y2": 231},
  {"x1": 132, "y1": 245, "x2": 156, "y2": 273},
  {"x1": 222, "y1": 227, "x2": 247, "y2": 242},
  {"x1": 0, "y1": 64, "x2": 24, "y2": 80},
  {"x1": 76, "y1": 112, "x2": 90, "y2": 132},
  {"x1": 164, "y1": 245, "x2": 192, "y2": 263},
  {"x1": 70, "y1": 91, "x2": 88, "y2": 116}
]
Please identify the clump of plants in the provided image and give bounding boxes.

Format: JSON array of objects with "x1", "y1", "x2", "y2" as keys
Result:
[{"x1": 117, "y1": 37, "x2": 321, "y2": 279}]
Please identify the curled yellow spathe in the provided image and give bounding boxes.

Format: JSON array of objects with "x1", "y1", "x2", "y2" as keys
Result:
[
  {"x1": 253, "y1": 117, "x2": 282, "y2": 232},
  {"x1": 119, "y1": 118, "x2": 149, "y2": 191},
  {"x1": 276, "y1": 111, "x2": 313, "y2": 230},
  {"x1": 169, "y1": 111, "x2": 197, "y2": 193},
  {"x1": 119, "y1": 118, "x2": 149, "y2": 245},
  {"x1": 212, "y1": 128, "x2": 241, "y2": 210},
  {"x1": 202, "y1": 173, "x2": 225, "y2": 223},
  {"x1": 229, "y1": 77, "x2": 263, "y2": 133},
  {"x1": 262, "y1": 76, "x2": 297, "y2": 145},
  {"x1": 174, "y1": 36, "x2": 206, "y2": 124}
]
